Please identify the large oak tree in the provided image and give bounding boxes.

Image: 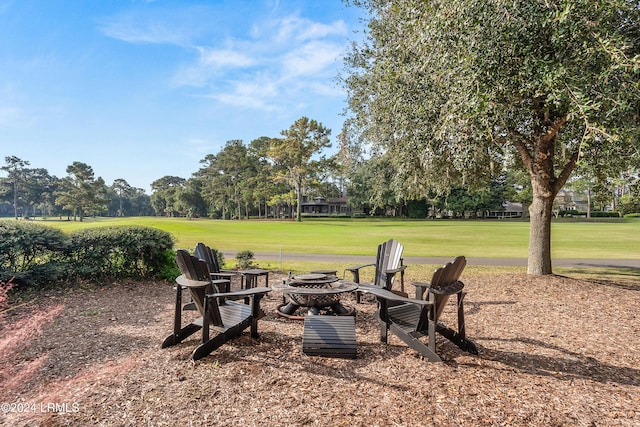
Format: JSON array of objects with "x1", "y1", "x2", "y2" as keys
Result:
[{"x1": 343, "y1": 0, "x2": 640, "y2": 274}]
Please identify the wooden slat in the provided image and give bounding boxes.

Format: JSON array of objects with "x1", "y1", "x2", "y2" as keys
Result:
[
  {"x1": 302, "y1": 316, "x2": 357, "y2": 358},
  {"x1": 212, "y1": 302, "x2": 252, "y2": 332},
  {"x1": 388, "y1": 303, "x2": 422, "y2": 333}
]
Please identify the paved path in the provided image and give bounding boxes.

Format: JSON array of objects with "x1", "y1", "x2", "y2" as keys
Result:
[{"x1": 224, "y1": 251, "x2": 640, "y2": 269}]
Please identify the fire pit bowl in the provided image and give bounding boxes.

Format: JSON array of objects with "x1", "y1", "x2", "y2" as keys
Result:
[
  {"x1": 286, "y1": 274, "x2": 342, "y2": 307},
  {"x1": 275, "y1": 273, "x2": 358, "y2": 319}
]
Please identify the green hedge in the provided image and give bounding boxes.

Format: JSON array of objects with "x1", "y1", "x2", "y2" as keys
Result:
[
  {"x1": 68, "y1": 226, "x2": 175, "y2": 281},
  {"x1": 558, "y1": 210, "x2": 620, "y2": 218},
  {"x1": 0, "y1": 221, "x2": 69, "y2": 286},
  {"x1": 0, "y1": 221, "x2": 176, "y2": 288}
]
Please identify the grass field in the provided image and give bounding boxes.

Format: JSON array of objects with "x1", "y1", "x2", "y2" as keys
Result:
[{"x1": 36, "y1": 216, "x2": 640, "y2": 260}]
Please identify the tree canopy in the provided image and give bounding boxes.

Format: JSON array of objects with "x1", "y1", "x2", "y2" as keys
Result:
[
  {"x1": 343, "y1": 0, "x2": 640, "y2": 274},
  {"x1": 55, "y1": 162, "x2": 109, "y2": 221},
  {"x1": 269, "y1": 117, "x2": 332, "y2": 221}
]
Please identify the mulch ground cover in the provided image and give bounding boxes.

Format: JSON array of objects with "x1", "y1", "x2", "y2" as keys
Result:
[{"x1": 1, "y1": 272, "x2": 638, "y2": 426}]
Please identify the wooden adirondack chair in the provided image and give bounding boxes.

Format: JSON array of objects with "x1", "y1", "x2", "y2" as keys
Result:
[
  {"x1": 194, "y1": 242, "x2": 237, "y2": 289},
  {"x1": 344, "y1": 239, "x2": 407, "y2": 303},
  {"x1": 161, "y1": 249, "x2": 271, "y2": 360},
  {"x1": 359, "y1": 256, "x2": 477, "y2": 362}
]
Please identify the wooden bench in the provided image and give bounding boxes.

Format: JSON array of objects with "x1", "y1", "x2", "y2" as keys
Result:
[{"x1": 302, "y1": 315, "x2": 357, "y2": 359}]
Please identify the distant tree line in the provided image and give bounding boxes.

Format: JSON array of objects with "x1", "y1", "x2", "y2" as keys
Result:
[
  {"x1": 0, "y1": 156, "x2": 153, "y2": 220},
  {"x1": 2, "y1": 116, "x2": 638, "y2": 221}
]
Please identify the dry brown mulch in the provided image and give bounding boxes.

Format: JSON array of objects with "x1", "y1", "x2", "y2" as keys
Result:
[{"x1": 1, "y1": 272, "x2": 639, "y2": 426}]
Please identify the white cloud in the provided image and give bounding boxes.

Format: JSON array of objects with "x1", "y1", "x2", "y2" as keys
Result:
[
  {"x1": 98, "y1": 5, "x2": 223, "y2": 47},
  {"x1": 210, "y1": 79, "x2": 280, "y2": 111},
  {"x1": 174, "y1": 46, "x2": 256, "y2": 87},
  {"x1": 100, "y1": 15, "x2": 191, "y2": 46},
  {"x1": 281, "y1": 40, "x2": 341, "y2": 78},
  {"x1": 307, "y1": 81, "x2": 344, "y2": 97},
  {"x1": 162, "y1": 10, "x2": 350, "y2": 113},
  {"x1": 268, "y1": 15, "x2": 347, "y2": 44},
  {"x1": 198, "y1": 47, "x2": 255, "y2": 68}
]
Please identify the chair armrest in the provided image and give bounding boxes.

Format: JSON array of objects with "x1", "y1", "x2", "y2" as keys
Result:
[
  {"x1": 207, "y1": 287, "x2": 271, "y2": 299},
  {"x1": 344, "y1": 263, "x2": 375, "y2": 283},
  {"x1": 413, "y1": 281, "x2": 431, "y2": 299},
  {"x1": 383, "y1": 265, "x2": 407, "y2": 275},
  {"x1": 358, "y1": 284, "x2": 433, "y2": 306},
  {"x1": 429, "y1": 280, "x2": 465, "y2": 295},
  {"x1": 345, "y1": 263, "x2": 375, "y2": 273},
  {"x1": 176, "y1": 275, "x2": 209, "y2": 288},
  {"x1": 211, "y1": 272, "x2": 236, "y2": 279},
  {"x1": 382, "y1": 265, "x2": 407, "y2": 292}
]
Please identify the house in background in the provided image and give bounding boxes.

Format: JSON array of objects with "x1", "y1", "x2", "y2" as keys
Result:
[
  {"x1": 300, "y1": 197, "x2": 353, "y2": 216},
  {"x1": 554, "y1": 189, "x2": 589, "y2": 212},
  {"x1": 484, "y1": 201, "x2": 523, "y2": 219}
]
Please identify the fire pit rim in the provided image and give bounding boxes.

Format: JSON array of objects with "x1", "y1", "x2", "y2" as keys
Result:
[{"x1": 280, "y1": 281, "x2": 358, "y2": 295}]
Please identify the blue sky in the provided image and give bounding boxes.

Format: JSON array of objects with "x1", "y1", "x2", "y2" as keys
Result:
[{"x1": 0, "y1": 0, "x2": 364, "y2": 192}]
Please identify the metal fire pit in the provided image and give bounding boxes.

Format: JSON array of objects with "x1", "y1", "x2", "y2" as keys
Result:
[{"x1": 276, "y1": 273, "x2": 358, "y2": 320}]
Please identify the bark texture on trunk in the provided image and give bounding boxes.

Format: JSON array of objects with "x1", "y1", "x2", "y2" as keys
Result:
[{"x1": 527, "y1": 194, "x2": 554, "y2": 275}]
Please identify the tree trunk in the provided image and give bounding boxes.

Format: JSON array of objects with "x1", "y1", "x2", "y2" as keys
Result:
[
  {"x1": 295, "y1": 180, "x2": 302, "y2": 222},
  {"x1": 513, "y1": 116, "x2": 575, "y2": 275},
  {"x1": 13, "y1": 180, "x2": 18, "y2": 220},
  {"x1": 527, "y1": 193, "x2": 554, "y2": 274}
]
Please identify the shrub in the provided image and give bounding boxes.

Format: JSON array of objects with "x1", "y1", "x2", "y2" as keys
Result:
[
  {"x1": 235, "y1": 250, "x2": 255, "y2": 269},
  {"x1": 558, "y1": 209, "x2": 581, "y2": 217},
  {"x1": 623, "y1": 212, "x2": 640, "y2": 218},
  {"x1": 157, "y1": 249, "x2": 180, "y2": 281},
  {"x1": 68, "y1": 226, "x2": 175, "y2": 281},
  {"x1": 211, "y1": 247, "x2": 225, "y2": 269},
  {"x1": 589, "y1": 211, "x2": 620, "y2": 218},
  {"x1": 0, "y1": 222, "x2": 176, "y2": 288},
  {"x1": 0, "y1": 221, "x2": 69, "y2": 287}
]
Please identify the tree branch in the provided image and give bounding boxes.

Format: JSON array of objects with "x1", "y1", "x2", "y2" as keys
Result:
[
  {"x1": 553, "y1": 149, "x2": 580, "y2": 195},
  {"x1": 542, "y1": 116, "x2": 568, "y2": 145},
  {"x1": 510, "y1": 132, "x2": 533, "y2": 172}
]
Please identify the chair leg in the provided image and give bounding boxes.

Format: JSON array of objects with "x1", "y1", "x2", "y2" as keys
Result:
[
  {"x1": 161, "y1": 285, "x2": 202, "y2": 348},
  {"x1": 343, "y1": 268, "x2": 362, "y2": 303},
  {"x1": 377, "y1": 299, "x2": 389, "y2": 343},
  {"x1": 173, "y1": 285, "x2": 183, "y2": 336},
  {"x1": 457, "y1": 292, "x2": 478, "y2": 354},
  {"x1": 202, "y1": 301, "x2": 210, "y2": 344},
  {"x1": 250, "y1": 294, "x2": 265, "y2": 338},
  {"x1": 432, "y1": 291, "x2": 478, "y2": 355},
  {"x1": 457, "y1": 292, "x2": 467, "y2": 342},
  {"x1": 428, "y1": 293, "x2": 436, "y2": 354}
]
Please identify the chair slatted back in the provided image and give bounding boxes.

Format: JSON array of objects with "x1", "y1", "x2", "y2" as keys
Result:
[
  {"x1": 429, "y1": 256, "x2": 466, "y2": 321},
  {"x1": 195, "y1": 242, "x2": 222, "y2": 274},
  {"x1": 374, "y1": 239, "x2": 403, "y2": 290},
  {"x1": 176, "y1": 249, "x2": 223, "y2": 326}
]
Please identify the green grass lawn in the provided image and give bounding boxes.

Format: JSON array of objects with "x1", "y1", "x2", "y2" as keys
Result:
[{"x1": 37, "y1": 216, "x2": 640, "y2": 260}]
